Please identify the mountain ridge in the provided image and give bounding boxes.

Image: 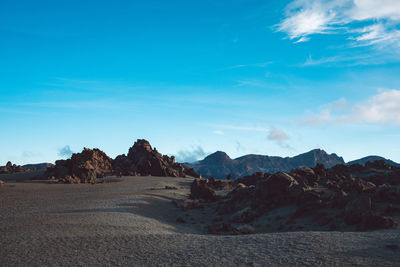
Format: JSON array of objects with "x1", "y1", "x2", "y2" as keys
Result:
[
  {"x1": 185, "y1": 149, "x2": 345, "y2": 179},
  {"x1": 184, "y1": 149, "x2": 400, "y2": 179}
]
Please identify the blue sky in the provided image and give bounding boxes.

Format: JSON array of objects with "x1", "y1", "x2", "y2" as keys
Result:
[{"x1": 1, "y1": 0, "x2": 400, "y2": 164}]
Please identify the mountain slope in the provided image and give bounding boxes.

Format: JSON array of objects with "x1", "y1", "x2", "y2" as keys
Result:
[
  {"x1": 348, "y1": 156, "x2": 400, "y2": 167},
  {"x1": 185, "y1": 149, "x2": 345, "y2": 179}
]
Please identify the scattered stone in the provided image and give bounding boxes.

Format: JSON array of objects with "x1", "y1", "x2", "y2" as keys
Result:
[
  {"x1": 165, "y1": 185, "x2": 178, "y2": 190},
  {"x1": 385, "y1": 244, "x2": 400, "y2": 251},
  {"x1": 212, "y1": 216, "x2": 224, "y2": 222},
  {"x1": 176, "y1": 217, "x2": 186, "y2": 223},
  {"x1": 230, "y1": 207, "x2": 258, "y2": 223},
  {"x1": 207, "y1": 223, "x2": 232, "y2": 234},
  {"x1": 233, "y1": 225, "x2": 255, "y2": 235},
  {"x1": 172, "y1": 199, "x2": 203, "y2": 210}
]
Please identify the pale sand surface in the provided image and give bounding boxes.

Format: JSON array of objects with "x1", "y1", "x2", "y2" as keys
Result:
[{"x1": 1, "y1": 175, "x2": 399, "y2": 266}]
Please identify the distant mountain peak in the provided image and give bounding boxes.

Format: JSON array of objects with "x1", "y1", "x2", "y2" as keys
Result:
[
  {"x1": 348, "y1": 156, "x2": 400, "y2": 167},
  {"x1": 185, "y1": 148, "x2": 345, "y2": 179},
  {"x1": 202, "y1": 151, "x2": 232, "y2": 165}
]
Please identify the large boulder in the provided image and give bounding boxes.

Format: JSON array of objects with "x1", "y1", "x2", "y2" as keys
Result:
[
  {"x1": 254, "y1": 172, "x2": 299, "y2": 206},
  {"x1": 291, "y1": 166, "x2": 318, "y2": 186},
  {"x1": 45, "y1": 148, "x2": 113, "y2": 183},
  {"x1": 359, "y1": 215, "x2": 397, "y2": 230},
  {"x1": 344, "y1": 196, "x2": 372, "y2": 225},
  {"x1": 190, "y1": 178, "x2": 217, "y2": 202}
]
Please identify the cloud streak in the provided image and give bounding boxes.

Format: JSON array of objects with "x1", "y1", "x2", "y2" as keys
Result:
[{"x1": 277, "y1": 0, "x2": 400, "y2": 49}]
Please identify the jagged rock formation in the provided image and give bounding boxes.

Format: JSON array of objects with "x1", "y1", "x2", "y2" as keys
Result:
[
  {"x1": 185, "y1": 149, "x2": 345, "y2": 179},
  {"x1": 113, "y1": 139, "x2": 200, "y2": 178},
  {"x1": 44, "y1": 148, "x2": 113, "y2": 183},
  {"x1": 43, "y1": 139, "x2": 199, "y2": 183},
  {"x1": 188, "y1": 160, "x2": 400, "y2": 234},
  {"x1": 0, "y1": 161, "x2": 33, "y2": 174}
]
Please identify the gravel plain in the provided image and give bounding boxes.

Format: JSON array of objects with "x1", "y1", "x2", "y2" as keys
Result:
[{"x1": 1, "y1": 175, "x2": 399, "y2": 266}]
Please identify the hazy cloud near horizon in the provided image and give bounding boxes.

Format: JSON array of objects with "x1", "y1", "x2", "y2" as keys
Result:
[
  {"x1": 267, "y1": 128, "x2": 295, "y2": 151},
  {"x1": 175, "y1": 146, "x2": 207, "y2": 163},
  {"x1": 58, "y1": 145, "x2": 74, "y2": 158}
]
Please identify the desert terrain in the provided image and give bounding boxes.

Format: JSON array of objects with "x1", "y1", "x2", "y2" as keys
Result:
[{"x1": 1, "y1": 174, "x2": 399, "y2": 266}]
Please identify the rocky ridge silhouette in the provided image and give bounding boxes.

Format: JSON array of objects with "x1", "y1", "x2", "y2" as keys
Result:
[{"x1": 185, "y1": 149, "x2": 345, "y2": 179}]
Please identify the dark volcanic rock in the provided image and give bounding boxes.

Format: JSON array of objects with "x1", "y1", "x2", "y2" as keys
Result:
[
  {"x1": 114, "y1": 139, "x2": 200, "y2": 178},
  {"x1": 254, "y1": 172, "x2": 299, "y2": 207},
  {"x1": 196, "y1": 162, "x2": 400, "y2": 235},
  {"x1": 110, "y1": 139, "x2": 201, "y2": 178},
  {"x1": 127, "y1": 139, "x2": 180, "y2": 177},
  {"x1": 112, "y1": 154, "x2": 137, "y2": 176},
  {"x1": 359, "y1": 215, "x2": 397, "y2": 230},
  {"x1": 45, "y1": 148, "x2": 113, "y2": 183},
  {"x1": 344, "y1": 196, "x2": 372, "y2": 225},
  {"x1": 190, "y1": 178, "x2": 217, "y2": 202},
  {"x1": 0, "y1": 161, "x2": 33, "y2": 174}
]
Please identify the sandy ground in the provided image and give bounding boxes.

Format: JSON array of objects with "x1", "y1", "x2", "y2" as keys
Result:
[{"x1": 1, "y1": 175, "x2": 399, "y2": 266}]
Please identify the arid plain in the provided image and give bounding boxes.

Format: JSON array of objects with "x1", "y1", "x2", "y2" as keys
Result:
[{"x1": 1, "y1": 173, "x2": 399, "y2": 266}]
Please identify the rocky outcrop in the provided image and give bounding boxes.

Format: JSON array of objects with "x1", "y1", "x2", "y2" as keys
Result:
[
  {"x1": 114, "y1": 139, "x2": 200, "y2": 178},
  {"x1": 190, "y1": 178, "x2": 217, "y2": 202},
  {"x1": 44, "y1": 148, "x2": 113, "y2": 183},
  {"x1": 127, "y1": 139, "x2": 182, "y2": 177},
  {"x1": 0, "y1": 161, "x2": 33, "y2": 174},
  {"x1": 43, "y1": 139, "x2": 200, "y2": 182},
  {"x1": 187, "y1": 161, "x2": 400, "y2": 235}
]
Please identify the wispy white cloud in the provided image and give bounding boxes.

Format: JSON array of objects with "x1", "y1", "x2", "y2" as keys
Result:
[
  {"x1": 234, "y1": 79, "x2": 271, "y2": 88},
  {"x1": 267, "y1": 127, "x2": 295, "y2": 150},
  {"x1": 217, "y1": 125, "x2": 270, "y2": 132},
  {"x1": 220, "y1": 61, "x2": 273, "y2": 70},
  {"x1": 302, "y1": 89, "x2": 400, "y2": 126},
  {"x1": 277, "y1": 0, "x2": 400, "y2": 50},
  {"x1": 267, "y1": 127, "x2": 289, "y2": 141},
  {"x1": 216, "y1": 124, "x2": 295, "y2": 150},
  {"x1": 175, "y1": 146, "x2": 207, "y2": 163},
  {"x1": 213, "y1": 130, "x2": 224, "y2": 135}
]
